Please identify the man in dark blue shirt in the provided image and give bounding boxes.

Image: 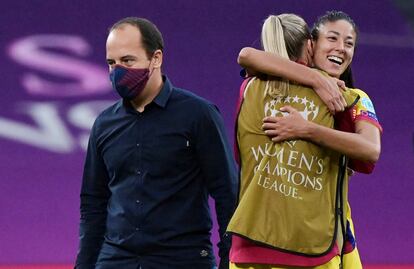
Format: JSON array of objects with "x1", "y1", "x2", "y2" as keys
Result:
[{"x1": 75, "y1": 17, "x2": 238, "y2": 269}]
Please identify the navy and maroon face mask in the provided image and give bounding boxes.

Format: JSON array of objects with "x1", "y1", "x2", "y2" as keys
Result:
[{"x1": 109, "y1": 65, "x2": 150, "y2": 100}]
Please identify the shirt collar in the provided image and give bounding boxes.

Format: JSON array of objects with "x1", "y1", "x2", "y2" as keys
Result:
[{"x1": 152, "y1": 75, "x2": 172, "y2": 108}]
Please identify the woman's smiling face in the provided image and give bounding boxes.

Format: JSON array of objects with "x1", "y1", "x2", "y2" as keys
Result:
[{"x1": 312, "y1": 19, "x2": 356, "y2": 78}]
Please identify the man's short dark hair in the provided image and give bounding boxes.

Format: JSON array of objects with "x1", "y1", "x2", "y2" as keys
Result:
[{"x1": 110, "y1": 17, "x2": 164, "y2": 59}]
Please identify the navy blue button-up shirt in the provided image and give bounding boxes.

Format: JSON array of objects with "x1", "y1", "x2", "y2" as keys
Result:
[{"x1": 76, "y1": 76, "x2": 238, "y2": 269}]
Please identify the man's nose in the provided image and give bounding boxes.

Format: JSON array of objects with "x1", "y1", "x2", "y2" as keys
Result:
[{"x1": 109, "y1": 63, "x2": 122, "y2": 71}]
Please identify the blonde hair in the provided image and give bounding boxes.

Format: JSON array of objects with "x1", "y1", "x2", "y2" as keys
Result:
[{"x1": 261, "y1": 14, "x2": 310, "y2": 98}]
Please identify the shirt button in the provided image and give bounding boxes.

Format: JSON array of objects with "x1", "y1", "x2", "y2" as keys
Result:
[
  {"x1": 136, "y1": 143, "x2": 140, "y2": 147},
  {"x1": 135, "y1": 169, "x2": 141, "y2": 175},
  {"x1": 135, "y1": 227, "x2": 140, "y2": 231},
  {"x1": 136, "y1": 200, "x2": 140, "y2": 204}
]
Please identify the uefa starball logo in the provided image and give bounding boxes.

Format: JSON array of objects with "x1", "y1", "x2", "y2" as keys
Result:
[{"x1": 264, "y1": 95, "x2": 320, "y2": 121}]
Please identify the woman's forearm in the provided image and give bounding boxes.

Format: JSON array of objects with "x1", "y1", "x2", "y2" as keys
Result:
[
  {"x1": 305, "y1": 121, "x2": 381, "y2": 162},
  {"x1": 238, "y1": 47, "x2": 320, "y2": 87},
  {"x1": 238, "y1": 47, "x2": 346, "y2": 112}
]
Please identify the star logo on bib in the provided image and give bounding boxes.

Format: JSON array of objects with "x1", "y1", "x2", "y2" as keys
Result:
[{"x1": 264, "y1": 95, "x2": 319, "y2": 121}]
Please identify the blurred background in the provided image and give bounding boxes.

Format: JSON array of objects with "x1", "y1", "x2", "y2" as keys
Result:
[{"x1": 0, "y1": 0, "x2": 413, "y2": 268}]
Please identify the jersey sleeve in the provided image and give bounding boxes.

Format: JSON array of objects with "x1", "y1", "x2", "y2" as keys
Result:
[
  {"x1": 334, "y1": 88, "x2": 382, "y2": 174},
  {"x1": 351, "y1": 88, "x2": 383, "y2": 133}
]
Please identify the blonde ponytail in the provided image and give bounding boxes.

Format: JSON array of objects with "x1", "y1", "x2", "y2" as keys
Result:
[
  {"x1": 261, "y1": 14, "x2": 310, "y2": 98},
  {"x1": 261, "y1": 15, "x2": 290, "y2": 98}
]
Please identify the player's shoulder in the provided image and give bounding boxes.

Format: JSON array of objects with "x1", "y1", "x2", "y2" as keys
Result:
[
  {"x1": 349, "y1": 88, "x2": 370, "y2": 99},
  {"x1": 349, "y1": 88, "x2": 376, "y2": 111}
]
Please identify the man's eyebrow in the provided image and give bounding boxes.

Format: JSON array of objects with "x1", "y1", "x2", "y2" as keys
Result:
[{"x1": 120, "y1": 55, "x2": 137, "y2": 60}]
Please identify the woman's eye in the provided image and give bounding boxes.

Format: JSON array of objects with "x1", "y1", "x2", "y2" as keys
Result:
[{"x1": 346, "y1": 42, "x2": 354, "y2": 47}]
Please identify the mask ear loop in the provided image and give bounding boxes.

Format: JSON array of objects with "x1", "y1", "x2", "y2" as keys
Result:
[
  {"x1": 147, "y1": 52, "x2": 158, "y2": 78},
  {"x1": 148, "y1": 63, "x2": 155, "y2": 78}
]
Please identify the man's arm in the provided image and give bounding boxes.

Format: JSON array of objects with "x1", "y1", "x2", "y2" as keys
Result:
[
  {"x1": 75, "y1": 122, "x2": 110, "y2": 269},
  {"x1": 195, "y1": 103, "x2": 238, "y2": 269}
]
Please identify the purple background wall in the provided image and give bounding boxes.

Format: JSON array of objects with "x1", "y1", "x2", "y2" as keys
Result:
[{"x1": 1, "y1": 0, "x2": 413, "y2": 265}]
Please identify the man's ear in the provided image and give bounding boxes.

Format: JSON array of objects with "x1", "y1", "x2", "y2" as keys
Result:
[{"x1": 152, "y1": 49, "x2": 163, "y2": 68}]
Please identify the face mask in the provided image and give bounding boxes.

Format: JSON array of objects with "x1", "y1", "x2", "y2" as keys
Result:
[{"x1": 109, "y1": 65, "x2": 150, "y2": 100}]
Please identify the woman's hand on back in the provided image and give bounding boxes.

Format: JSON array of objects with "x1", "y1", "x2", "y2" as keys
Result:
[
  {"x1": 262, "y1": 106, "x2": 310, "y2": 142},
  {"x1": 311, "y1": 70, "x2": 347, "y2": 114}
]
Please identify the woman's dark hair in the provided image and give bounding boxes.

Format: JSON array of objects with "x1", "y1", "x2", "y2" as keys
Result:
[
  {"x1": 340, "y1": 67, "x2": 354, "y2": 88},
  {"x1": 311, "y1": 10, "x2": 358, "y2": 41}
]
